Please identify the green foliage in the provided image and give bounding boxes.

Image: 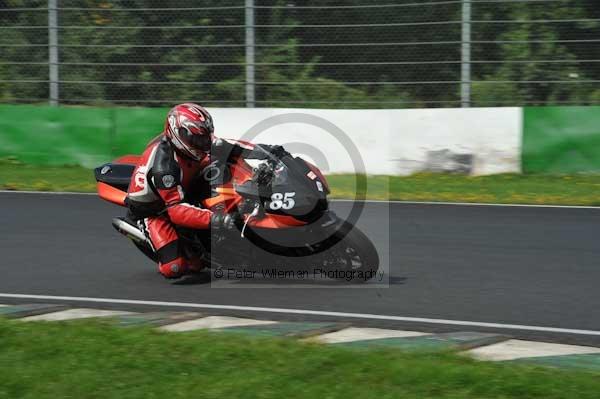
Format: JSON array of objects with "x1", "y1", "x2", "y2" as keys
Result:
[
  {"x1": 0, "y1": 0, "x2": 597, "y2": 107},
  {"x1": 472, "y1": 80, "x2": 525, "y2": 106},
  {"x1": 471, "y1": 0, "x2": 596, "y2": 106},
  {"x1": 215, "y1": 38, "x2": 418, "y2": 109}
]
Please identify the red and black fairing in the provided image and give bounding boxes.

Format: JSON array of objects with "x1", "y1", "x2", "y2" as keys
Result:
[
  {"x1": 95, "y1": 139, "x2": 379, "y2": 280},
  {"x1": 95, "y1": 161, "x2": 137, "y2": 206},
  {"x1": 94, "y1": 139, "x2": 331, "y2": 231}
]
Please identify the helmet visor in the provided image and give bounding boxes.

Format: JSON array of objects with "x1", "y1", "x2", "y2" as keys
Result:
[{"x1": 178, "y1": 126, "x2": 211, "y2": 153}]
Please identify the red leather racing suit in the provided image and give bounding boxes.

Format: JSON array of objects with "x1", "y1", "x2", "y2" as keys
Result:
[{"x1": 126, "y1": 136, "x2": 213, "y2": 278}]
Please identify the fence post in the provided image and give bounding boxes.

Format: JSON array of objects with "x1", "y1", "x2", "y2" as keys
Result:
[
  {"x1": 48, "y1": 0, "x2": 59, "y2": 106},
  {"x1": 245, "y1": 0, "x2": 255, "y2": 108},
  {"x1": 461, "y1": 0, "x2": 471, "y2": 108}
]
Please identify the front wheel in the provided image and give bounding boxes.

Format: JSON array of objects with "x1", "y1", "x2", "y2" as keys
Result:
[{"x1": 319, "y1": 222, "x2": 380, "y2": 283}]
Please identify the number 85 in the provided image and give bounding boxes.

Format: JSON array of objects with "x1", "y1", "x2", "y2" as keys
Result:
[{"x1": 268, "y1": 192, "x2": 296, "y2": 210}]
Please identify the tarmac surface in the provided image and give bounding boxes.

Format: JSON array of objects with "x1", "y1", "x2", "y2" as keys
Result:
[{"x1": 2, "y1": 192, "x2": 600, "y2": 345}]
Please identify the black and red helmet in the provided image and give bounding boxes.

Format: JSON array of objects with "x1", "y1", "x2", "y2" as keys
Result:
[{"x1": 164, "y1": 103, "x2": 214, "y2": 160}]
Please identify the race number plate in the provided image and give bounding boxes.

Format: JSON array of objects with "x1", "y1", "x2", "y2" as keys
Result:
[{"x1": 266, "y1": 192, "x2": 296, "y2": 210}]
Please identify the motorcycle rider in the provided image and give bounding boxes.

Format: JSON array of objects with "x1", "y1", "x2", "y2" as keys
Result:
[{"x1": 126, "y1": 103, "x2": 239, "y2": 279}]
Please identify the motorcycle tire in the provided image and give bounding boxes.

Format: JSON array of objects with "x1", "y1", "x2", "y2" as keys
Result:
[{"x1": 319, "y1": 221, "x2": 380, "y2": 283}]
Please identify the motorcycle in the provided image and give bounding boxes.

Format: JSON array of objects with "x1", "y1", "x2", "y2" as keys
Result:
[{"x1": 94, "y1": 139, "x2": 379, "y2": 282}]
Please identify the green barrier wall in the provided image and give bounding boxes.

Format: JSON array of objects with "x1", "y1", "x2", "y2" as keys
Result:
[
  {"x1": 4, "y1": 104, "x2": 600, "y2": 173},
  {"x1": 0, "y1": 104, "x2": 167, "y2": 167},
  {"x1": 523, "y1": 106, "x2": 600, "y2": 173}
]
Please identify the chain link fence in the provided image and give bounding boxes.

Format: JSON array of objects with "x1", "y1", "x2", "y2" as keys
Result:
[{"x1": 0, "y1": 0, "x2": 599, "y2": 108}]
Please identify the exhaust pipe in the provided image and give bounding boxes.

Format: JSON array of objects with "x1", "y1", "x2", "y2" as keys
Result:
[{"x1": 112, "y1": 217, "x2": 148, "y2": 244}]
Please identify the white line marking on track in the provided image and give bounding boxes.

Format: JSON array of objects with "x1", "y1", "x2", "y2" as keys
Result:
[
  {"x1": 1, "y1": 293, "x2": 599, "y2": 336},
  {"x1": 1, "y1": 190, "x2": 598, "y2": 209}
]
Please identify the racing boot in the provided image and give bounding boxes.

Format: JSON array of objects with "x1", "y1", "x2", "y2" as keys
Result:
[{"x1": 158, "y1": 257, "x2": 189, "y2": 279}]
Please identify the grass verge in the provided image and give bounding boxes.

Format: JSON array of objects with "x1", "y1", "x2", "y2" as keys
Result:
[
  {"x1": 0, "y1": 160, "x2": 96, "y2": 193},
  {"x1": 328, "y1": 173, "x2": 600, "y2": 205},
  {"x1": 2, "y1": 160, "x2": 600, "y2": 205},
  {"x1": 1, "y1": 318, "x2": 600, "y2": 398}
]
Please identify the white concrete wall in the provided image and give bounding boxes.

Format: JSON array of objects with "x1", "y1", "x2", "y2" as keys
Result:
[
  {"x1": 210, "y1": 107, "x2": 522, "y2": 176},
  {"x1": 390, "y1": 107, "x2": 523, "y2": 176}
]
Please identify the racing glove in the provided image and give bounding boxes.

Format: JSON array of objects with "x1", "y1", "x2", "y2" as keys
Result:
[{"x1": 210, "y1": 211, "x2": 242, "y2": 231}]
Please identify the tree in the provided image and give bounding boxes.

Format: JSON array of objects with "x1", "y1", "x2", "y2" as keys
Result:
[
  {"x1": 472, "y1": 1, "x2": 593, "y2": 106},
  {"x1": 0, "y1": 0, "x2": 597, "y2": 107}
]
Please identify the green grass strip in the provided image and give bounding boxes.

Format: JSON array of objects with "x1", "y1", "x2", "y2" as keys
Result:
[
  {"x1": 1, "y1": 318, "x2": 600, "y2": 398},
  {"x1": 327, "y1": 173, "x2": 600, "y2": 205},
  {"x1": 2, "y1": 160, "x2": 600, "y2": 205},
  {"x1": 0, "y1": 160, "x2": 96, "y2": 193}
]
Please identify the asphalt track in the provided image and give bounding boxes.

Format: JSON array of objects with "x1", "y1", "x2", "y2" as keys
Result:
[{"x1": 1, "y1": 192, "x2": 600, "y2": 346}]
